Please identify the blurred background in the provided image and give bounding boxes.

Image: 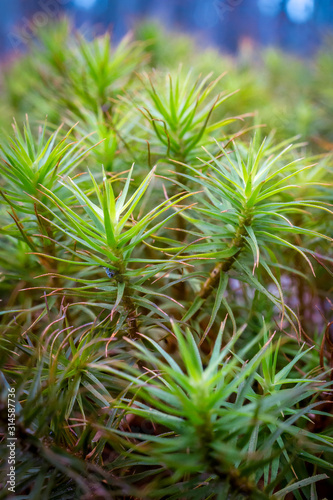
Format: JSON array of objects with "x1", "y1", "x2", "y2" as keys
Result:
[{"x1": 1, "y1": 0, "x2": 333, "y2": 57}]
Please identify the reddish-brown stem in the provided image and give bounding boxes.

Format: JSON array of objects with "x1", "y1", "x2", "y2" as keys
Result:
[
  {"x1": 198, "y1": 211, "x2": 253, "y2": 301},
  {"x1": 115, "y1": 256, "x2": 139, "y2": 339}
]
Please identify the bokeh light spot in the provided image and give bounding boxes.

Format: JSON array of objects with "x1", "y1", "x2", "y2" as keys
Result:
[
  {"x1": 74, "y1": 0, "x2": 97, "y2": 10},
  {"x1": 286, "y1": 0, "x2": 314, "y2": 23}
]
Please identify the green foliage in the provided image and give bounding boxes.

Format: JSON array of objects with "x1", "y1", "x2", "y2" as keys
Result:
[
  {"x1": 172, "y1": 135, "x2": 332, "y2": 332},
  {"x1": 0, "y1": 118, "x2": 89, "y2": 212},
  {"x1": 0, "y1": 19, "x2": 333, "y2": 500},
  {"x1": 130, "y1": 69, "x2": 242, "y2": 164},
  {"x1": 92, "y1": 323, "x2": 331, "y2": 498}
]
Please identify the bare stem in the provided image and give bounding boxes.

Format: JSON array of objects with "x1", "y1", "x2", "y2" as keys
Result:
[
  {"x1": 199, "y1": 211, "x2": 253, "y2": 301},
  {"x1": 115, "y1": 257, "x2": 139, "y2": 339},
  {"x1": 35, "y1": 205, "x2": 61, "y2": 290}
]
